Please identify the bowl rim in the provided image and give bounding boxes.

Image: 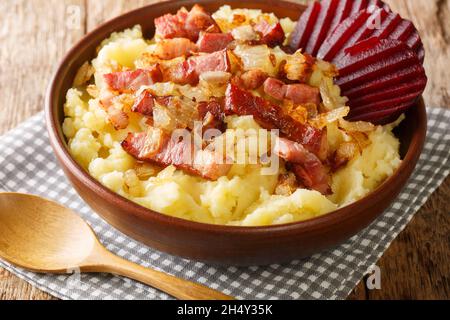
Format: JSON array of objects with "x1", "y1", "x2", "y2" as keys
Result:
[{"x1": 45, "y1": 0, "x2": 428, "y2": 236}]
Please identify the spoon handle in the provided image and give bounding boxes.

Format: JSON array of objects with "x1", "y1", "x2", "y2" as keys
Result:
[{"x1": 88, "y1": 248, "x2": 234, "y2": 300}]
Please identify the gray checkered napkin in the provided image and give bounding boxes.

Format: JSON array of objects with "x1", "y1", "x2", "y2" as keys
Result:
[{"x1": 0, "y1": 108, "x2": 448, "y2": 300}]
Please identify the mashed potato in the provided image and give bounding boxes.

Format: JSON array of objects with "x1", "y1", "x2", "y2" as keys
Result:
[{"x1": 62, "y1": 6, "x2": 402, "y2": 226}]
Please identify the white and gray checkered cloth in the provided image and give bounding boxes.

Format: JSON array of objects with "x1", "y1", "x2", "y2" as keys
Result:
[{"x1": 0, "y1": 108, "x2": 448, "y2": 300}]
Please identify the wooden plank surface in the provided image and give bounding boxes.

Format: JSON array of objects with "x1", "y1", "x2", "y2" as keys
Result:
[{"x1": 0, "y1": 0, "x2": 448, "y2": 300}]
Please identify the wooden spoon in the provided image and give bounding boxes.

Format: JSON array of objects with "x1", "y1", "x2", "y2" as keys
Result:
[{"x1": 0, "y1": 193, "x2": 233, "y2": 300}]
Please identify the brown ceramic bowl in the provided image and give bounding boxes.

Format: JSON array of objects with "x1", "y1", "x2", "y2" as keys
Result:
[{"x1": 45, "y1": 0, "x2": 427, "y2": 266}]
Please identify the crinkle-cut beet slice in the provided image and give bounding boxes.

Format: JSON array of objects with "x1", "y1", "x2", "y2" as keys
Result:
[
  {"x1": 389, "y1": 20, "x2": 416, "y2": 42},
  {"x1": 371, "y1": 12, "x2": 425, "y2": 60},
  {"x1": 336, "y1": 38, "x2": 407, "y2": 76},
  {"x1": 372, "y1": 14, "x2": 414, "y2": 42},
  {"x1": 371, "y1": 11, "x2": 402, "y2": 39},
  {"x1": 350, "y1": 0, "x2": 389, "y2": 15},
  {"x1": 349, "y1": 92, "x2": 421, "y2": 117},
  {"x1": 327, "y1": 0, "x2": 390, "y2": 40},
  {"x1": 327, "y1": 0, "x2": 354, "y2": 37},
  {"x1": 336, "y1": 50, "x2": 418, "y2": 91},
  {"x1": 305, "y1": 0, "x2": 341, "y2": 56},
  {"x1": 348, "y1": 76, "x2": 427, "y2": 109},
  {"x1": 343, "y1": 64, "x2": 426, "y2": 99},
  {"x1": 289, "y1": 0, "x2": 390, "y2": 54},
  {"x1": 407, "y1": 31, "x2": 422, "y2": 50},
  {"x1": 334, "y1": 8, "x2": 390, "y2": 61},
  {"x1": 370, "y1": 112, "x2": 403, "y2": 125},
  {"x1": 348, "y1": 101, "x2": 416, "y2": 123},
  {"x1": 318, "y1": 10, "x2": 373, "y2": 61},
  {"x1": 288, "y1": 1, "x2": 321, "y2": 51},
  {"x1": 417, "y1": 47, "x2": 425, "y2": 63},
  {"x1": 336, "y1": 38, "x2": 417, "y2": 79}
]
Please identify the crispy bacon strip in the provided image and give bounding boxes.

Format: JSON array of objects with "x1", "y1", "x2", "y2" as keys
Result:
[
  {"x1": 225, "y1": 84, "x2": 326, "y2": 158},
  {"x1": 197, "y1": 98, "x2": 226, "y2": 133},
  {"x1": 132, "y1": 90, "x2": 157, "y2": 117},
  {"x1": 122, "y1": 128, "x2": 231, "y2": 180},
  {"x1": 99, "y1": 91, "x2": 129, "y2": 130},
  {"x1": 193, "y1": 50, "x2": 231, "y2": 74},
  {"x1": 197, "y1": 33, "x2": 234, "y2": 53},
  {"x1": 234, "y1": 69, "x2": 269, "y2": 90},
  {"x1": 163, "y1": 50, "x2": 230, "y2": 85},
  {"x1": 153, "y1": 38, "x2": 198, "y2": 60},
  {"x1": 263, "y1": 78, "x2": 321, "y2": 105},
  {"x1": 274, "y1": 137, "x2": 331, "y2": 195},
  {"x1": 154, "y1": 10, "x2": 188, "y2": 40},
  {"x1": 254, "y1": 21, "x2": 285, "y2": 47},
  {"x1": 184, "y1": 5, "x2": 221, "y2": 41},
  {"x1": 103, "y1": 67, "x2": 162, "y2": 93},
  {"x1": 155, "y1": 5, "x2": 220, "y2": 42}
]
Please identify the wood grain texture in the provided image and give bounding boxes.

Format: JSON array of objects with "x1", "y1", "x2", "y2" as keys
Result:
[{"x1": 0, "y1": 0, "x2": 448, "y2": 300}]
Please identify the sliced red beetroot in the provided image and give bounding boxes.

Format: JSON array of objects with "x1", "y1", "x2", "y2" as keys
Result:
[
  {"x1": 417, "y1": 47, "x2": 425, "y2": 63},
  {"x1": 348, "y1": 77, "x2": 427, "y2": 109},
  {"x1": 337, "y1": 51, "x2": 418, "y2": 91},
  {"x1": 336, "y1": 38, "x2": 406, "y2": 75},
  {"x1": 371, "y1": 11, "x2": 402, "y2": 39},
  {"x1": 318, "y1": 10, "x2": 373, "y2": 61},
  {"x1": 334, "y1": 36, "x2": 427, "y2": 124},
  {"x1": 335, "y1": 39, "x2": 419, "y2": 90},
  {"x1": 362, "y1": 110, "x2": 403, "y2": 125},
  {"x1": 305, "y1": 0, "x2": 341, "y2": 56},
  {"x1": 288, "y1": 1, "x2": 321, "y2": 51},
  {"x1": 349, "y1": 91, "x2": 425, "y2": 116},
  {"x1": 344, "y1": 64, "x2": 426, "y2": 99},
  {"x1": 319, "y1": 4, "x2": 424, "y2": 64},
  {"x1": 350, "y1": 0, "x2": 385, "y2": 15},
  {"x1": 369, "y1": 12, "x2": 424, "y2": 60},
  {"x1": 407, "y1": 31, "x2": 422, "y2": 51},
  {"x1": 289, "y1": 0, "x2": 389, "y2": 54},
  {"x1": 327, "y1": 0, "x2": 354, "y2": 37},
  {"x1": 331, "y1": 0, "x2": 389, "y2": 32},
  {"x1": 318, "y1": 9, "x2": 389, "y2": 62},
  {"x1": 348, "y1": 101, "x2": 416, "y2": 123}
]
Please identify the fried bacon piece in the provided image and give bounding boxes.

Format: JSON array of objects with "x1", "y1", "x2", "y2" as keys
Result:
[
  {"x1": 103, "y1": 67, "x2": 162, "y2": 93},
  {"x1": 197, "y1": 98, "x2": 226, "y2": 133},
  {"x1": 225, "y1": 84, "x2": 326, "y2": 159},
  {"x1": 131, "y1": 90, "x2": 154, "y2": 116},
  {"x1": 263, "y1": 78, "x2": 321, "y2": 105},
  {"x1": 235, "y1": 69, "x2": 269, "y2": 90},
  {"x1": 155, "y1": 5, "x2": 220, "y2": 42},
  {"x1": 106, "y1": 107, "x2": 129, "y2": 130},
  {"x1": 154, "y1": 9, "x2": 188, "y2": 40},
  {"x1": 197, "y1": 32, "x2": 234, "y2": 53},
  {"x1": 254, "y1": 20, "x2": 286, "y2": 47},
  {"x1": 274, "y1": 172, "x2": 299, "y2": 196},
  {"x1": 122, "y1": 127, "x2": 231, "y2": 180},
  {"x1": 131, "y1": 91, "x2": 173, "y2": 117},
  {"x1": 163, "y1": 50, "x2": 231, "y2": 85},
  {"x1": 163, "y1": 60, "x2": 198, "y2": 85},
  {"x1": 99, "y1": 91, "x2": 130, "y2": 130},
  {"x1": 274, "y1": 137, "x2": 331, "y2": 195},
  {"x1": 263, "y1": 77, "x2": 286, "y2": 100},
  {"x1": 284, "y1": 51, "x2": 316, "y2": 82},
  {"x1": 184, "y1": 4, "x2": 221, "y2": 41},
  {"x1": 153, "y1": 38, "x2": 198, "y2": 60},
  {"x1": 194, "y1": 50, "x2": 231, "y2": 74}
]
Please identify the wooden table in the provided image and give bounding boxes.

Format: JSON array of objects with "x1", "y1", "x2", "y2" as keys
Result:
[{"x1": 0, "y1": 0, "x2": 448, "y2": 300}]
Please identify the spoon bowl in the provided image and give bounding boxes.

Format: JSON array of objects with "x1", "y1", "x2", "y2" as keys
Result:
[
  {"x1": 0, "y1": 193, "x2": 97, "y2": 272},
  {"x1": 0, "y1": 193, "x2": 233, "y2": 300}
]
